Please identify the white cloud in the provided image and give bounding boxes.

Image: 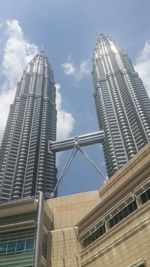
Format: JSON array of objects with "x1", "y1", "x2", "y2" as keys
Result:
[
  {"x1": 62, "y1": 56, "x2": 91, "y2": 80},
  {"x1": 62, "y1": 62, "x2": 76, "y2": 75},
  {"x1": 0, "y1": 88, "x2": 15, "y2": 142},
  {"x1": 1, "y1": 20, "x2": 38, "y2": 91},
  {"x1": 0, "y1": 19, "x2": 38, "y2": 143},
  {"x1": 135, "y1": 41, "x2": 150, "y2": 96},
  {"x1": 55, "y1": 83, "x2": 75, "y2": 140},
  {"x1": 0, "y1": 20, "x2": 75, "y2": 144},
  {"x1": 77, "y1": 59, "x2": 91, "y2": 80}
]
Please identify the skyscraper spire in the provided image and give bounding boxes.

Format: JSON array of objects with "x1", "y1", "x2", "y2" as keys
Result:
[
  {"x1": 92, "y1": 36, "x2": 150, "y2": 177},
  {"x1": 0, "y1": 53, "x2": 57, "y2": 202}
]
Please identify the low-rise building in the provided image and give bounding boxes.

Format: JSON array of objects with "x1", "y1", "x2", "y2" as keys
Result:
[
  {"x1": 0, "y1": 193, "x2": 53, "y2": 267},
  {"x1": 77, "y1": 143, "x2": 150, "y2": 267},
  {"x1": 0, "y1": 143, "x2": 150, "y2": 267}
]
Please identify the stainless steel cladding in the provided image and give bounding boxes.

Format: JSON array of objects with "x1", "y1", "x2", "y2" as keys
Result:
[
  {"x1": 0, "y1": 53, "x2": 57, "y2": 202},
  {"x1": 92, "y1": 34, "x2": 150, "y2": 177}
]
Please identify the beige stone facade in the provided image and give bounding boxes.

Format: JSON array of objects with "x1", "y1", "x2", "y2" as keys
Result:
[
  {"x1": 80, "y1": 201, "x2": 150, "y2": 267},
  {"x1": 47, "y1": 143, "x2": 150, "y2": 267},
  {"x1": 47, "y1": 190, "x2": 100, "y2": 267}
]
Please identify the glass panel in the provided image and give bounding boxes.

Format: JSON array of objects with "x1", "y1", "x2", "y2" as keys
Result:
[
  {"x1": 141, "y1": 188, "x2": 150, "y2": 204},
  {"x1": 109, "y1": 200, "x2": 137, "y2": 228},
  {"x1": 25, "y1": 239, "x2": 34, "y2": 250},
  {"x1": 16, "y1": 240, "x2": 25, "y2": 251},
  {"x1": 7, "y1": 242, "x2": 16, "y2": 253},
  {"x1": 83, "y1": 224, "x2": 106, "y2": 247},
  {"x1": 0, "y1": 243, "x2": 7, "y2": 254}
]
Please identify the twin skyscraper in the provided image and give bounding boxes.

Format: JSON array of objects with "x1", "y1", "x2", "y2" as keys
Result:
[
  {"x1": 0, "y1": 53, "x2": 57, "y2": 202},
  {"x1": 92, "y1": 34, "x2": 150, "y2": 177},
  {"x1": 0, "y1": 34, "x2": 150, "y2": 202}
]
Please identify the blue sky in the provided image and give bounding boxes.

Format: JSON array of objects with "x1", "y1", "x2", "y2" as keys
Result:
[{"x1": 0, "y1": 0, "x2": 150, "y2": 196}]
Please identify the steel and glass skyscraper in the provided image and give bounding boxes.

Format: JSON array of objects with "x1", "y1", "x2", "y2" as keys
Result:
[
  {"x1": 0, "y1": 52, "x2": 57, "y2": 203},
  {"x1": 92, "y1": 34, "x2": 150, "y2": 177}
]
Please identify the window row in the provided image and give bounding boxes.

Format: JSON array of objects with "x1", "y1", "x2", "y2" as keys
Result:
[
  {"x1": 81, "y1": 185, "x2": 150, "y2": 248},
  {"x1": 0, "y1": 238, "x2": 35, "y2": 255}
]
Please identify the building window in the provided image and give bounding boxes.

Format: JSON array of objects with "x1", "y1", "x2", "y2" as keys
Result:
[
  {"x1": 140, "y1": 188, "x2": 150, "y2": 204},
  {"x1": 0, "y1": 229, "x2": 35, "y2": 256},
  {"x1": 7, "y1": 242, "x2": 16, "y2": 253},
  {"x1": 0, "y1": 238, "x2": 35, "y2": 255},
  {"x1": 16, "y1": 240, "x2": 24, "y2": 251},
  {"x1": 129, "y1": 260, "x2": 145, "y2": 267},
  {"x1": 82, "y1": 224, "x2": 106, "y2": 247},
  {"x1": 109, "y1": 200, "x2": 137, "y2": 228}
]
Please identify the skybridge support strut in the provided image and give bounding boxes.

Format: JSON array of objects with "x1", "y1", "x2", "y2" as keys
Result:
[{"x1": 49, "y1": 131, "x2": 106, "y2": 197}]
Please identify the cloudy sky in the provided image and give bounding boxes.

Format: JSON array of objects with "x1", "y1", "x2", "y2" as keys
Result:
[{"x1": 0, "y1": 0, "x2": 150, "y2": 196}]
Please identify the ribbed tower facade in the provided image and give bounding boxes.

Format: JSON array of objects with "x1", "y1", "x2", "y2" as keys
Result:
[
  {"x1": 0, "y1": 53, "x2": 57, "y2": 203},
  {"x1": 92, "y1": 34, "x2": 150, "y2": 177}
]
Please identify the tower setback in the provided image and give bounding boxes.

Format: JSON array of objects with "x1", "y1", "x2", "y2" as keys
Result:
[
  {"x1": 92, "y1": 34, "x2": 150, "y2": 177},
  {"x1": 0, "y1": 53, "x2": 57, "y2": 202}
]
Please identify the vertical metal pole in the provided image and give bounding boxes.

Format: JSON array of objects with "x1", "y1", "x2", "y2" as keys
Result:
[{"x1": 34, "y1": 191, "x2": 44, "y2": 267}]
